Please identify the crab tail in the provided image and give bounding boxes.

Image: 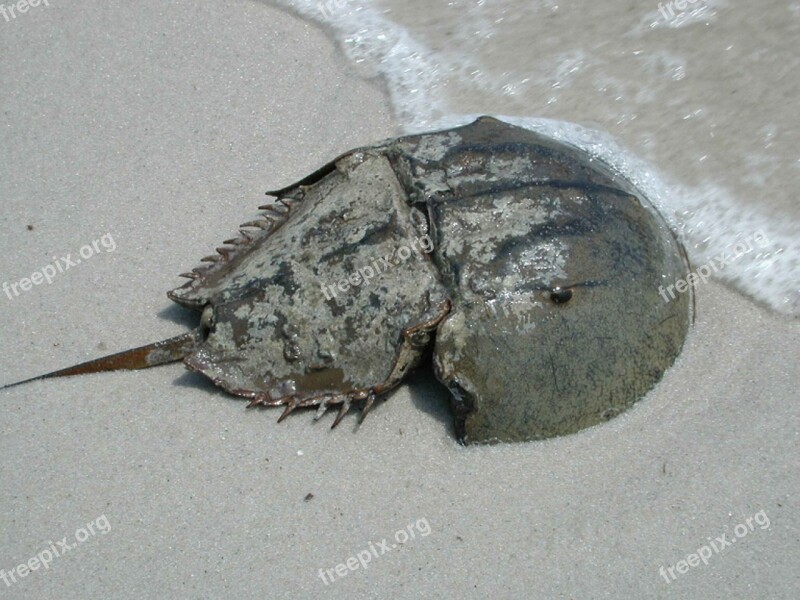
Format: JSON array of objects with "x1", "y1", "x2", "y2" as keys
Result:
[{"x1": 1, "y1": 329, "x2": 203, "y2": 391}]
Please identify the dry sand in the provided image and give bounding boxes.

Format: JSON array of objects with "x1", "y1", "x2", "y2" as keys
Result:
[{"x1": 0, "y1": 1, "x2": 797, "y2": 599}]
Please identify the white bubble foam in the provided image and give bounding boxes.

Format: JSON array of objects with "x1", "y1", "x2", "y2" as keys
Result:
[{"x1": 638, "y1": 0, "x2": 728, "y2": 33}]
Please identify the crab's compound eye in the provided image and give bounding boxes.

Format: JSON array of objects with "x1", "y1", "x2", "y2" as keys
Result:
[{"x1": 549, "y1": 287, "x2": 573, "y2": 304}]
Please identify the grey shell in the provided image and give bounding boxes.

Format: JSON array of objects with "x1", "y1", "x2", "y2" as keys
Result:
[{"x1": 168, "y1": 116, "x2": 691, "y2": 444}]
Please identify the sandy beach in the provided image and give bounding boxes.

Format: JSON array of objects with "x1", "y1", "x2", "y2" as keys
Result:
[{"x1": 1, "y1": 1, "x2": 797, "y2": 598}]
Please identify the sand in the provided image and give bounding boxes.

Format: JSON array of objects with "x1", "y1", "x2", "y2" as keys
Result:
[{"x1": 0, "y1": 1, "x2": 797, "y2": 599}]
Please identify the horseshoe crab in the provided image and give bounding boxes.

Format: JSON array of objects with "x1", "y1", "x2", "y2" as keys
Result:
[{"x1": 2, "y1": 117, "x2": 692, "y2": 444}]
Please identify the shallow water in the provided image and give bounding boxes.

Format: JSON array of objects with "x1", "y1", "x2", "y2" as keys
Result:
[{"x1": 275, "y1": 0, "x2": 800, "y2": 315}]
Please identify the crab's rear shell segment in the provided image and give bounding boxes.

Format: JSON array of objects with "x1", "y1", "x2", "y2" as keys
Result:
[{"x1": 169, "y1": 117, "x2": 691, "y2": 443}]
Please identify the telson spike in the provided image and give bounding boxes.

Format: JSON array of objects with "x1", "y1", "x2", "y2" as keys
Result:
[{"x1": 1, "y1": 329, "x2": 203, "y2": 391}]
